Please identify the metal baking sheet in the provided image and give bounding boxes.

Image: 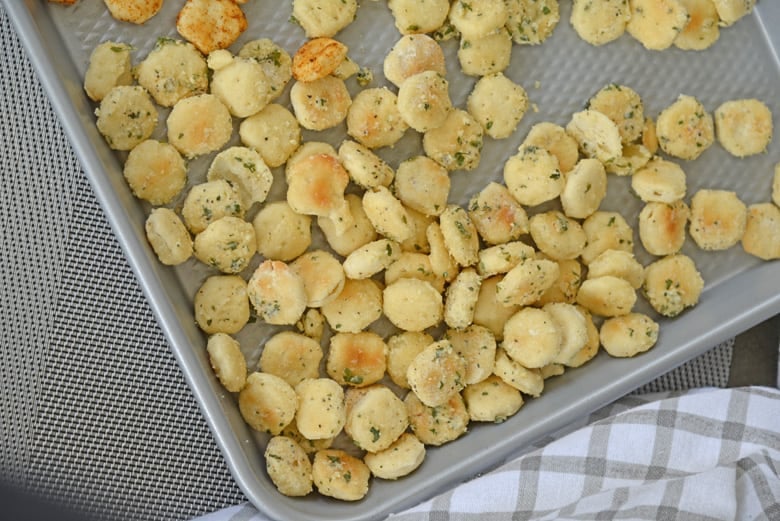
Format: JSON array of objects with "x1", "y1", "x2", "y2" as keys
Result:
[{"x1": 6, "y1": 1, "x2": 780, "y2": 520}]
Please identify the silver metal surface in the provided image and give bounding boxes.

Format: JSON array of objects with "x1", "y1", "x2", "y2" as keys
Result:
[{"x1": 4, "y1": 1, "x2": 779, "y2": 520}]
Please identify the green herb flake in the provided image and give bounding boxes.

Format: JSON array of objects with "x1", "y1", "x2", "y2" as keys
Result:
[{"x1": 343, "y1": 368, "x2": 364, "y2": 385}]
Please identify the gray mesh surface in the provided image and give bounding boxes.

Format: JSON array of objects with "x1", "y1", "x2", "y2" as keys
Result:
[
  {"x1": 0, "y1": 5, "x2": 245, "y2": 520},
  {"x1": 0, "y1": 3, "x2": 736, "y2": 521}
]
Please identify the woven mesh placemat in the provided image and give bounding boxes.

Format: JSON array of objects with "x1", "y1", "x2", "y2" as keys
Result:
[
  {"x1": 0, "y1": 6, "x2": 245, "y2": 520},
  {"x1": 0, "y1": 4, "x2": 734, "y2": 520}
]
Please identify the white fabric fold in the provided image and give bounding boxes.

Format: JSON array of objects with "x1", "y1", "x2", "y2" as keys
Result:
[{"x1": 193, "y1": 386, "x2": 780, "y2": 521}]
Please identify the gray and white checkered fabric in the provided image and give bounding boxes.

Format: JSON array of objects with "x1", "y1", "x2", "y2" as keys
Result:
[{"x1": 197, "y1": 387, "x2": 780, "y2": 521}]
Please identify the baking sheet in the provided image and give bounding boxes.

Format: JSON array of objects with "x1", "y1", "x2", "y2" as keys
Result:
[{"x1": 5, "y1": 1, "x2": 780, "y2": 520}]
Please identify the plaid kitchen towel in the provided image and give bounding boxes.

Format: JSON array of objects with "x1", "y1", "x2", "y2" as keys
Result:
[{"x1": 194, "y1": 386, "x2": 780, "y2": 521}]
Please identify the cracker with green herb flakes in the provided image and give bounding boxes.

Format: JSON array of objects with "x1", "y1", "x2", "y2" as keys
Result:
[
  {"x1": 467, "y1": 72, "x2": 528, "y2": 139},
  {"x1": 321, "y1": 278, "x2": 384, "y2": 333},
  {"x1": 600, "y1": 313, "x2": 660, "y2": 358},
  {"x1": 265, "y1": 436, "x2": 313, "y2": 497},
  {"x1": 529, "y1": 211, "x2": 587, "y2": 261},
  {"x1": 96, "y1": 85, "x2": 158, "y2": 151},
  {"x1": 363, "y1": 186, "x2": 414, "y2": 243},
  {"x1": 502, "y1": 307, "x2": 562, "y2": 369},
  {"x1": 386, "y1": 332, "x2": 434, "y2": 389},
  {"x1": 167, "y1": 93, "x2": 232, "y2": 158},
  {"x1": 384, "y1": 34, "x2": 447, "y2": 88},
  {"x1": 394, "y1": 156, "x2": 450, "y2": 217},
  {"x1": 290, "y1": 75, "x2": 352, "y2": 131},
  {"x1": 237, "y1": 39, "x2": 292, "y2": 100},
  {"x1": 83, "y1": 41, "x2": 133, "y2": 102},
  {"x1": 136, "y1": 38, "x2": 208, "y2": 107},
  {"x1": 383, "y1": 278, "x2": 444, "y2": 332},
  {"x1": 207, "y1": 147, "x2": 273, "y2": 209},
  {"x1": 286, "y1": 152, "x2": 352, "y2": 232},
  {"x1": 193, "y1": 216, "x2": 256, "y2": 274},
  {"x1": 449, "y1": 0, "x2": 508, "y2": 40},
  {"x1": 247, "y1": 260, "x2": 307, "y2": 326},
  {"x1": 505, "y1": 0, "x2": 560, "y2": 45},
  {"x1": 145, "y1": 208, "x2": 193, "y2": 266},
  {"x1": 638, "y1": 200, "x2": 691, "y2": 256},
  {"x1": 642, "y1": 254, "x2": 704, "y2": 317},
  {"x1": 194, "y1": 275, "x2": 249, "y2": 335},
  {"x1": 689, "y1": 189, "x2": 747, "y2": 251},
  {"x1": 239, "y1": 104, "x2": 301, "y2": 168},
  {"x1": 655, "y1": 94, "x2": 714, "y2": 160},
  {"x1": 252, "y1": 201, "x2": 312, "y2": 261},
  {"x1": 631, "y1": 157, "x2": 688, "y2": 204},
  {"x1": 463, "y1": 374, "x2": 524, "y2": 422},
  {"x1": 404, "y1": 391, "x2": 469, "y2": 446},
  {"x1": 741, "y1": 203, "x2": 780, "y2": 260},
  {"x1": 587, "y1": 250, "x2": 645, "y2": 290},
  {"x1": 206, "y1": 333, "x2": 247, "y2": 393},
  {"x1": 580, "y1": 211, "x2": 634, "y2": 265},
  {"x1": 588, "y1": 84, "x2": 644, "y2": 144},
  {"x1": 468, "y1": 182, "x2": 529, "y2": 245},
  {"x1": 295, "y1": 378, "x2": 347, "y2": 440},
  {"x1": 181, "y1": 180, "x2": 244, "y2": 235},
  {"x1": 626, "y1": 0, "x2": 689, "y2": 50},
  {"x1": 570, "y1": 0, "x2": 630, "y2": 46},
  {"x1": 536, "y1": 258, "x2": 583, "y2": 306},
  {"x1": 503, "y1": 144, "x2": 563, "y2": 207},
  {"x1": 439, "y1": 204, "x2": 480, "y2": 267},
  {"x1": 576, "y1": 275, "x2": 637, "y2": 317},
  {"x1": 445, "y1": 324, "x2": 497, "y2": 385},
  {"x1": 399, "y1": 208, "x2": 434, "y2": 257},
  {"x1": 496, "y1": 258, "x2": 560, "y2": 307},
  {"x1": 239, "y1": 372, "x2": 298, "y2": 434},
  {"x1": 674, "y1": 0, "x2": 720, "y2": 50},
  {"x1": 494, "y1": 348, "x2": 544, "y2": 397},
  {"x1": 210, "y1": 56, "x2": 272, "y2": 118},
  {"x1": 312, "y1": 449, "x2": 370, "y2": 501},
  {"x1": 176, "y1": 0, "x2": 247, "y2": 54},
  {"x1": 319, "y1": 194, "x2": 378, "y2": 257},
  {"x1": 343, "y1": 239, "x2": 401, "y2": 280},
  {"x1": 423, "y1": 109, "x2": 484, "y2": 171},
  {"x1": 714, "y1": 98, "x2": 773, "y2": 158},
  {"x1": 292, "y1": 0, "x2": 358, "y2": 38},
  {"x1": 123, "y1": 140, "x2": 186, "y2": 205},
  {"x1": 387, "y1": 0, "x2": 450, "y2": 35},
  {"x1": 522, "y1": 122, "x2": 580, "y2": 174},
  {"x1": 289, "y1": 250, "x2": 345, "y2": 308},
  {"x1": 560, "y1": 158, "x2": 606, "y2": 220},
  {"x1": 385, "y1": 252, "x2": 444, "y2": 292},
  {"x1": 346, "y1": 88, "x2": 408, "y2": 149},
  {"x1": 566, "y1": 109, "x2": 623, "y2": 165},
  {"x1": 712, "y1": 0, "x2": 756, "y2": 26},
  {"x1": 477, "y1": 241, "x2": 534, "y2": 278},
  {"x1": 292, "y1": 37, "x2": 349, "y2": 82},
  {"x1": 364, "y1": 432, "x2": 426, "y2": 480},
  {"x1": 406, "y1": 340, "x2": 467, "y2": 407},
  {"x1": 345, "y1": 385, "x2": 408, "y2": 452},
  {"x1": 326, "y1": 332, "x2": 388, "y2": 387},
  {"x1": 397, "y1": 71, "x2": 453, "y2": 133},
  {"x1": 259, "y1": 331, "x2": 324, "y2": 387},
  {"x1": 443, "y1": 268, "x2": 482, "y2": 330},
  {"x1": 457, "y1": 28, "x2": 513, "y2": 77},
  {"x1": 339, "y1": 140, "x2": 395, "y2": 190}
]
